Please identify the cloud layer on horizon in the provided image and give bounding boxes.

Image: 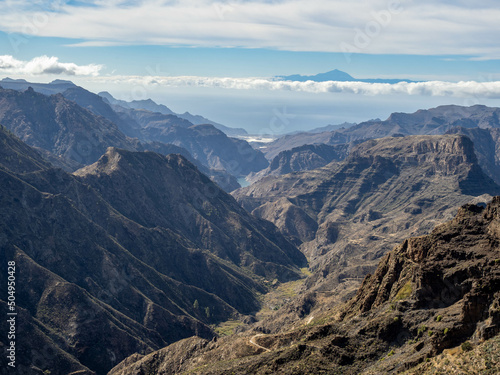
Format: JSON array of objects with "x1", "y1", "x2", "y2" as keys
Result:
[
  {"x1": 0, "y1": 55, "x2": 103, "y2": 76},
  {"x1": 93, "y1": 75, "x2": 500, "y2": 99},
  {"x1": 0, "y1": 0, "x2": 499, "y2": 59},
  {"x1": 1, "y1": 53, "x2": 499, "y2": 99}
]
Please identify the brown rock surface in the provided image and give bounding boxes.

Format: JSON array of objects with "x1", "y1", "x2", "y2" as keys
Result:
[
  {"x1": 234, "y1": 135, "x2": 500, "y2": 303},
  {"x1": 110, "y1": 198, "x2": 500, "y2": 374}
]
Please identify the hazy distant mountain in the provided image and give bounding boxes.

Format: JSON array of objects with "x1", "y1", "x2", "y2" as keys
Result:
[
  {"x1": 0, "y1": 77, "x2": 77, "y2": 95},
  {"x1": 0, "y1": 86, "x2": 243, "y2": 191},
  {"x1": 0, "y1": 127, "x2": 305, "y2": 373},
  {"x1": 62, "y1": 86, "x2": 143, "y2": 138},
  {"x1": 99, "y1": 91, "x2": 176, "y2": 115},
  {"x1": 276, "y1": 69, "x2": 416, "y2": 83},
  {"x1": 305, "y1": 121, "x2": 358, "y2": 134},
  {"x1": 138, "y1": 122, "x2": 269, "y2": 175},
  {"x1": 0, "y1": 78, "x2": 247, "y2": 137},
  {"x1": 99, "y1": 91, "x2": 248, "y2": 136},
  {"x1": 58, "y1": 87, "x2": 261, "y2": 177},
  {"x1": 0, "y1": 84, "x2": 262, "y2": 189}
]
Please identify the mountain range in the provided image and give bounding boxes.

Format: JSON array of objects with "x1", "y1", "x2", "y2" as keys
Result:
[
  {"x1": 234, "y1": 135, "x2": 500, "y2": 302},
  {"x1": 0, "y1": 125, "x2": 305, "y2": 374},
  {"x1": 109, "y1": 197, "x2": 500, "y2": 374},
  {"x1": 0, "y1": 79, "x2": 266, "y2": 190},
  {"x1": 98, "y1": 91, "x2": 247, "y2": 137},
  {"x1": 0, "y1": 78, "x2": 247, "y2": 136},
  {"x1": 261, "y1": 105, "x2": 500, "y2": 186},
  {"x1": 1, "y1": 78, "x2": 500, "y2": 374}
]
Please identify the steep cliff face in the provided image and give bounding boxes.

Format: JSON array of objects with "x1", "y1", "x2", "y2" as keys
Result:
[
  {"x1": 108, "y1": 199, "x2": 500, "y2": 375},
  {"x1": 446, "y1": 126, "x2": 500, "y2": 185},
  {"x1": 0, "y1": 130, "x2": 305, "y2": 374},
  {"x1": 234, "y1": 135, "x2": 500, "y2": 299},
  {"x1": 338, "y1": 199, "x2": 500, "y2": 373}
]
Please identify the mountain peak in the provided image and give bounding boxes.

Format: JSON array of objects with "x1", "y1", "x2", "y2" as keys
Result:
[
  {"x1": 1, "y1": 77, "x2": 28, "y2": 83},
  {"x1": 50, "y1": 79, "x2": 76, "y2": 86},
  {"x1": 76, "y1": 146, "x2": 193, "y2": 178},
  {"x1": 277, "y1": 69, "x2": 355, "y2": 82},
  {"x1": 276, "y1": 69, "x2": 415, "y2": 83}
]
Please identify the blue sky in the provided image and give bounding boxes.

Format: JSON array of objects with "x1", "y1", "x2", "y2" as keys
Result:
[{"x1": 0, "y1": 0, "x2": 499, "y2": 133}]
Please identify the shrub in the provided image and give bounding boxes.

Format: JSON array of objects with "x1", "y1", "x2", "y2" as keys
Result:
[
  {"x1": 417, "y1": 325, "x2": 427, "y2": 336},
  {"x1": 436, "y1": 315, "x2": 442, "y2": 322},
  {"x1": 394, "y1": 281, "x2": 412, "y2": 301},
  {"x1": 461, "y1": 341, "x2": 473, "y2": 352}
]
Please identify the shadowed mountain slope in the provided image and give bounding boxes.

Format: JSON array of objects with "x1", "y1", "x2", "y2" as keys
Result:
[
  {"x1": 137, "y1": 122, "x2": 268, "y2": 175},
  {"x1": 75, "y1": 147, "x2": 305, "y2": 279},
  {"x1": 109, "y1": 198, "x2": 500, "y2": 375},
  {"x1": 0, "y1": 127, "x2": 305, "y2": 374},
  {"x1": 0, "y1": 86, "x2": 136, "y2": 165},
  {"x1": 59, "y1": 86, "x2": 267, "y2": 178}
]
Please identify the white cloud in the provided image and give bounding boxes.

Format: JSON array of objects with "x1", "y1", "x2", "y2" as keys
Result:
[
  {"x1": 91, "y1": 75, "x2": 500, "y2": 98},
  {"x1": 0, "y1": 55, "x2": 103, "y2": 76},
  {"x1": 0, "y1": 0, "x2": 499, "y2": 58}
]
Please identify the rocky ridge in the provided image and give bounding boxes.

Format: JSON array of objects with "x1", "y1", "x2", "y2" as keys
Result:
[
  {"x1": 234, "y1": 135, "x2": 500, "y2": 302},
  {"x1": 0, "y1": 127, "x2": 305, "y2": 374},
  {"x1": 261, "y1": 105, "x2": 500, "y2": 186},
  {"x1": 108, "y1": 197, "x2": 500, "y2": 374}
]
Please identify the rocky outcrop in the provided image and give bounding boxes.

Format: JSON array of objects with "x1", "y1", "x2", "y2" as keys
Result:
[
  {"x1": 446, "y1": 126, "x2": 500, "y2": 185},
  {"x1": 234, "y1": 135, "x2": 500, "y2": 300},
  {"x1": 109, "y1": 198, "x2": 500, "y2": 375}
]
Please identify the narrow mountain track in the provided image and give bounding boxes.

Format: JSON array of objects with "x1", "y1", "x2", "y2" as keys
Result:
[{"x1": 249, "y1": 334, "x2": 271, "y2": 352}]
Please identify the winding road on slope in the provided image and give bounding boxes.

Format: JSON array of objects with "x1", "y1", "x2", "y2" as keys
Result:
[{"x1": 249, "y1": 334, "x2": 271, "y2": 352}]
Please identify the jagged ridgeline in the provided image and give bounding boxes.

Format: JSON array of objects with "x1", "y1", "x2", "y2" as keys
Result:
[
  {"x1": 109, "y1": 198, "x2": 500, "y2": 375},
  {"x1": 0, "y1": 125, "x2": 305, "y2": 374}
]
